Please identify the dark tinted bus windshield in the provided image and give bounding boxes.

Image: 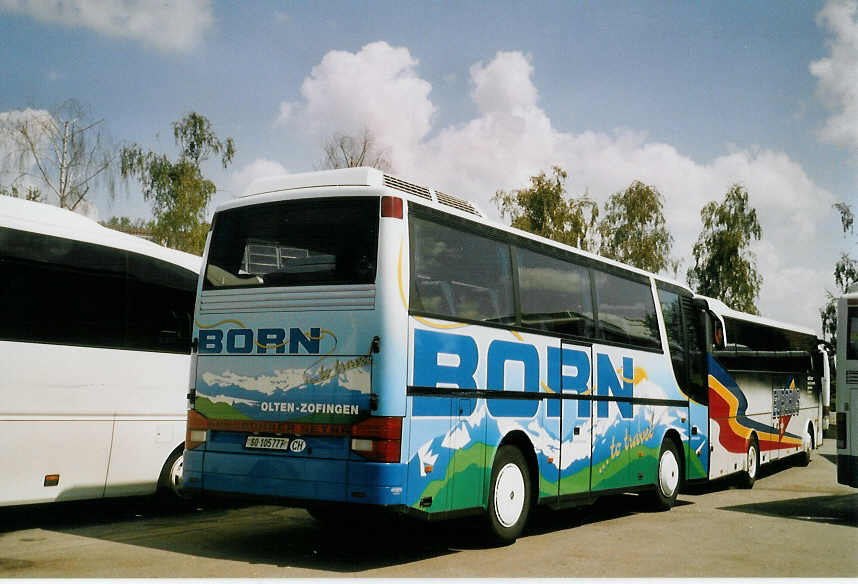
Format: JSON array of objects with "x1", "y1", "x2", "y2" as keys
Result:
[{"x1": 204, "y1": 197, "x2": 379, "y2": 290}]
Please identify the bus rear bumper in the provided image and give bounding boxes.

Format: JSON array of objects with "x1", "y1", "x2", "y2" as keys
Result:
[{"x1": 182, "y1": 449, "x2": 407, "y2": 506}]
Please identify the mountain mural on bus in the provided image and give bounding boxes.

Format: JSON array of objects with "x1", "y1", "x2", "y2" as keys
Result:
[
  {"x1": 193, "y1": 354, "x2": 372, "y2": 424},
  {"x1": 404, "y1": 319, "x2": 705, "y2": 512}
]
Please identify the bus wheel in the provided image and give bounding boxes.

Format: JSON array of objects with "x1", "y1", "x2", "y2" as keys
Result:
[
  {"x1": 485, "y1": 445, "x2": 532, "y2": 545},
  {"x1": 797, "y1": 426, "x2": 813, "y2": 467},
  {"x1": 738, "y1": 437, "x2": 759, "y2": 489},
  {"x1": 157, "y1": 447, "x2": 190, "y2": 502},
  {"x1": 645, "y1": 438, "x2": 681, "y2": 511}
]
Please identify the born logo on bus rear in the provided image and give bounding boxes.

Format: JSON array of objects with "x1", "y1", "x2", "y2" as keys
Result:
[{"x1": 199, "y1": 327, "x2": 321, "y2": 354}]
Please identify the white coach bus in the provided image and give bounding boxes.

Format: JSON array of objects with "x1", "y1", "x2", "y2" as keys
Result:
[
  {"x1": 700, "y1": 297, "x2": 825, "y2": 486},
  {"x1": 0, "y1": 197, "x2": 199, "y2": 506}
]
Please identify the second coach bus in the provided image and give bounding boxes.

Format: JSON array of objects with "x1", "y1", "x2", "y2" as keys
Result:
[
  {"x1": 0, "y1": 197, "x2": 199, "y2": 506},
  {"x1": 182, "y1": 167, "x2": 823, "y2": 541}
]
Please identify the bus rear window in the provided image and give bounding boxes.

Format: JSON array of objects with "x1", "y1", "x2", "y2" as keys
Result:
[{"x1": 204, "y1": 197, "x2": 379, "y2": 290}]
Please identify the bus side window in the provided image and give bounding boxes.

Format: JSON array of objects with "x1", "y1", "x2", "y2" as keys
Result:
[
  {"x1": 657, "y1": 288, "x2": 686, "y2": 388},
  {"x1": 409, "y1": 215, "x2": 514, "y2": 323}
]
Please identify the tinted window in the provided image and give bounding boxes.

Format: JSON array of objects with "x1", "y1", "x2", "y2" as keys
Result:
[
  {"x1": 681, "y1": 295, "x2": 708, "y2": 403},
  {"x1": 594, "y1": 270, "x2": 660, "y2": 349},
  {"x1": 724, "y1": 317, "x2": 816, "y2": 353},
  {"x1": 410, "y1": 215, "x2": 514, "y2": 323},
  {"x1": 516, "y1": 246, "x2": 594, "y2": 338},
  {"x1": 0, "y1": 228, "x2": 126, "y2": 347},
  {"x1": 0, "y1": 227, "x2": 195, "y2": 353},
  {"x1": 658, "y1": 288, "x2": 685, "y2": 383},
  {"x1": 204, "y1": 197, "x2": 379, "y2": 290},
  {"x1": 127, "y1": 254, "x2": 197, "y2": 352}
]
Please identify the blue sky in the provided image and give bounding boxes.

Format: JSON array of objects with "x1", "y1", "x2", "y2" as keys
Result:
[{"x1": 1, "y1": 0, "x2": 856, "y2": 333}]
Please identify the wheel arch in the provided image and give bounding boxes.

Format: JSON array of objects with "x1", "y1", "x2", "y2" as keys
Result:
[{"x1": 497, "y1": 430, "x2": 539, "y2": 506}]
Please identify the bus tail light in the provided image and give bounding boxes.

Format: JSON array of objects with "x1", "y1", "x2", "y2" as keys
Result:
[
  {"x1": 350, "y1": 416, "x2": 402, "y2": 462},
  {"x1": 186, "y1": 410, "x2": 210, "y2": 450},
  {"x1": 381, "y1": 196, "x2": 403, "y2": 219},
  {"x1": 837, "y1": 412, "x2": 847, "y2": 450}
]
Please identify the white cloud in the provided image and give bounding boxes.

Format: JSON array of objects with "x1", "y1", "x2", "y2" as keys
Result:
[
  {"x1": 0, "y1": 0, "x2": 214, "y2": 53},
  {"x1": 279, "y1": 41, "x2": 435, "y2": 172},
  {"x1": 281, "y1": 44, "x2": 837, "y2": 332},
  {"x1": 810, "y1": 0, "x2": 858, "y2": 151},
  {"x1": 230, "y1": 158, "x2": 289, "y2": 197}
]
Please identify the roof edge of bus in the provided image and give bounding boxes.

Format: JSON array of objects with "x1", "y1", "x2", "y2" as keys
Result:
[
  {"x1": 0, "y1": 197, "x2": 201, "y2": 274},
  {"x1": 240, "y1": 167, "x2": 383, "y2": 198},
  {"x1": 695, "y1": 294, "x2": 817, "y2": 337}
]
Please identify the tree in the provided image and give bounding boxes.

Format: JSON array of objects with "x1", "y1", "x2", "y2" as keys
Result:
[
  {"x1": 0, "y1": 99, "x2": 114, "y2": 211},
  {"x1": 820, "y1": 201, "x2": 857, "y2": 346},
  {"x1": 0, "y1": 183, "x2": 43, "y2": 202},
  {"x1": 493, "y1": 166, "x2": 599, "y2": 251},
  {"x1": 597, "y1": 180, "x2": 678, "y2": 275},
  {"x1": 687, "y1": 184, "x2": 763, "y2": 314},
  {"x1": 120, "y1": 112, "x2": 235, "y2": 255},
  {"x1": 101, "y1": 216, "x2": 154, "y2": 238},
  {"x1": 318, "y1": 127, "x2": 392, "y2": 172}
]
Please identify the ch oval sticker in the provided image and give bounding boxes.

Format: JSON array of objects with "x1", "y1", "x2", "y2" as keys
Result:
[{"x1": 289, "y1": 438, "x2": 307, "y2": 453}]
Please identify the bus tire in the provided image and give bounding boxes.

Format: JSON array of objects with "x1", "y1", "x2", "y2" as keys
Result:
[
  {"x1": 645, "y1": 438, "x2": 681, "y2": 511},
  {"x1": 485, "y1": 445, "x2": 532, "y2": 545},
  {"x1": 157, "y1": 446, "x2": 190, "y2": 502},
  {"x1": 738, "y1": 436, "x2": 759, "y2": 489}
]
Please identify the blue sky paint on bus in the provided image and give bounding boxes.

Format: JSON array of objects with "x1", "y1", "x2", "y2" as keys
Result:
[{"x1": 2, "y1": 1, "x2": 857, "y2": 333}]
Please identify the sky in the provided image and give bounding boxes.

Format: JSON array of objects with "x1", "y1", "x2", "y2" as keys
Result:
[{"x1": 0, "y1": 0, "x2": 856, "y2": 335}]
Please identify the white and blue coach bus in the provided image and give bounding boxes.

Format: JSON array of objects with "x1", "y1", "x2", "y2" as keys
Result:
[
  {"x1": 182, "y1": 167, "x2": 822, "y2": 542},
  {"x1": 0, "y1": 197, "x2": 199, "y2": 506}
]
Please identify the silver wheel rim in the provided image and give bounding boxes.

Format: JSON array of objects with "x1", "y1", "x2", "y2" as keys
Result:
[
  {"x1": 168, "y1": 454, "x2": 184, "y2": 494},
  {"x1": 658, "y1": 448, "x2": 680, "y2": 497},
  {"x1": 748, "y1": 444, "x2": 757, "y2": 478},
  {"x1": 494, "y1": 462, "x2": 525, "y2": 528}
]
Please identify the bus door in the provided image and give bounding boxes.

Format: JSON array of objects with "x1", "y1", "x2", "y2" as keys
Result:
[
  {"x1": 590, "y1": 344, "x2": 632, "y2": 491},
  {"x1": 683, "y1": 298, "x2": 710, "y2": 481},
  {"x1": 558, "y1": 342, "x2": 593, "y2": 497},
  {"x1": 447, "y1": 395, "x2": 484, "y2": 511}
]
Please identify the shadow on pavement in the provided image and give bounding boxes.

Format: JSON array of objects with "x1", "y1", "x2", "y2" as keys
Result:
[
  {"x1": 719, "y1": 493, "x2": 858, "y2": 528},
  {"x1": 1, "y1": 489, "x2": 689, "y2": 572},
  {"x1": 0, "y1": 496, "x2": 236, "y2": 534}
]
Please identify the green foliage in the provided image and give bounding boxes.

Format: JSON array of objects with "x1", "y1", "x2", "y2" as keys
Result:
[
  {"x1": 687, "y1": 184, "x2": 763, "y2": 314},
  {"x1": 100, "y1": 216, "x2": 154, "y2": 234},
  {"x1": 493, "y1": 166, "x2": 599, "y2": 251},
  {"x1": 0, "y1": 183, "x2": 43, "y2": 202},
  {"x1": 597, "y1": 180, "x2": 678, "y2": 275},
  {"x1": 821, "y1": 202, "x2": 857, "y2": 345},
  {"x1": 120, "y1": 112, "x2": 235, "y2": 255}
]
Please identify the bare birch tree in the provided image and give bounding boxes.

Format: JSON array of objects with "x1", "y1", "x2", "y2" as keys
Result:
[
  {"x1": 0, "y1": 100, "x2": 115, "y2": 211},
  {"x1": 318, "y1": 127, "x2": 392, "y2": 172}
]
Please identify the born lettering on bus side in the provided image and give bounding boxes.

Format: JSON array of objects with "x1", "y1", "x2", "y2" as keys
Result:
[
  {"x1": 198, "y1": 327, "x2": 321, "y2": 354},
  {"x1": 413, "y1": 328, "x2": 633, "y2": 419}
]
